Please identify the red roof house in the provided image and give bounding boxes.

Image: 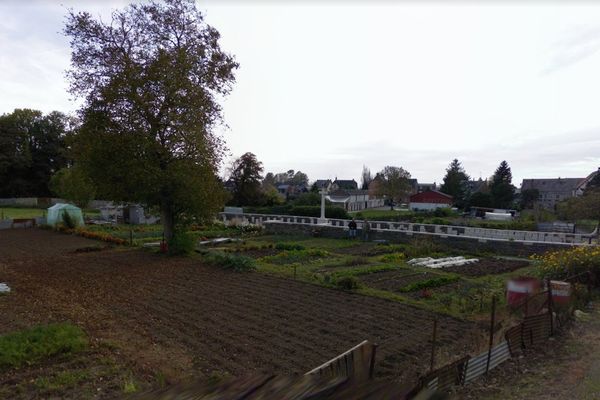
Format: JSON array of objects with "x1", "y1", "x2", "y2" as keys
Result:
[{"x1": 409, "y1": 190, "x2": 453, "y2": 211}]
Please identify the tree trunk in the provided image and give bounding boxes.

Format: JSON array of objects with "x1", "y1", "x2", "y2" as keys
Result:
[{"x1": 161, "y1": 205, "x2": 175, "y2": 242}]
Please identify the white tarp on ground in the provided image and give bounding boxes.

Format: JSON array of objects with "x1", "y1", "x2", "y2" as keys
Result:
[
  {"x1": 407, "y1": 256, "x2": 479, "y2": 268},
  {"x1": 0, "y1": 283, "x2": 10, "y2": 293}
]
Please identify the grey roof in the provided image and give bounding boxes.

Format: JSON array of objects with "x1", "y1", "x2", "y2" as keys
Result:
[
  {"x1": 313, "y1": 179, "x2": 331, "y2": 188},
  {"x1": 333, "y1": 179, "x2": 358, "y2": 189},
  {"x1": 466, "y1": 179, "x2": 487, "y2": 193},
  {"x1": 521, "y1": 178, "x2": 585, "y2": 193}
]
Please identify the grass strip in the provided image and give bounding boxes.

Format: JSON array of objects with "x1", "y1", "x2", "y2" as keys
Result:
[{"x1": 0, "y1": 323, "x2": 87, "y2": 370}]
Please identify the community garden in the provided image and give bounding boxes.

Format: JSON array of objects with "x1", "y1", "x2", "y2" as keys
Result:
[{"x1": 1, "y1": 221, "x2": 598, "y2": 398}]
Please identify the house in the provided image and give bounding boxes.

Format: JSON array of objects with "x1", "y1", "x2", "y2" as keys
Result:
[
  {"x1": 331, "y1": 179, "x2": 358, "y2": 191},
  {"x1": 409, "y1": 190, "x2": 453, "y2": 211},
  {"x1": 520, "y1": 177, "x2": 586, "y2": 210},
  {"x1": 312, "y1": 179, "x2": 332, "y2": 191},
  {"x1": 327, "y1": 189, "x2": 384, "y2": 212},
  {"x1": 466, "y1": 178, "x2": 488, "y2": 194},
  {"x1": 277, "y1": 184, "x2": 308, "y2": 199},
  {"x1": 417, "y1": 182, "x2": 437, "y2": 193}
]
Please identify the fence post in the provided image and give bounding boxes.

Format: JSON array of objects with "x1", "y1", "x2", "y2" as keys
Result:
[
  {"x1": 486, "y1": 296, "x2": 496, "y2": 374},
  {"x1": 546, "y1": 279, "x2": 554, "y2": 336},
  {"x1": 369, "y1": 344, "x2": 378, "y2": 379},
  {"x1": 430, "y1": 319, "x2": 438, "y2": 372}
]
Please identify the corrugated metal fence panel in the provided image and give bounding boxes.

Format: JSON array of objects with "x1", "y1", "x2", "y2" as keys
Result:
[
  {"x1": 420, "y1": 357, "x2": 469, "y2": 393},
  {"x1": 522, "y1": 313, "x2": 552, "y2": 347},
  {"x1": 488, "y1": 341, "x2": 511, "y2": 370},
  {"x1": 464, "y1": 352, "x2": 488, "y2": 384},
  {"x1": 463, "y1": 341, "x2": 511, "y2": 384},
  {"x1": 505, "y1": 325, "x2": 523, "y2": 356}
]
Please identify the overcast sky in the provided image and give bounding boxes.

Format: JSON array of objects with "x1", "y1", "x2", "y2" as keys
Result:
[{"x1": 2, "y1": 1, "x2": 600, "y2": 186}]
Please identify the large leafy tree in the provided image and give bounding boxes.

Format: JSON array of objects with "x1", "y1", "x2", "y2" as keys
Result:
[
  {"x1": 49, "y1": 166, "x2": 96, "y2": 208},
  {"x1": 0, "y1": 109, "x2": 70, "y2": 197},
  {"x1": 65, "y1": 0, "x2": 238, "y2": 240},
  {"x1": 374, "y1": 166, "x2": 412, "y2": 210},
  {"x1": 520, "y1": 188, "x2": 540, "y2": 210},
  {"x1": 229, "y1": 152, "x2": 264, "y2": 206},
  {"x1": 440, "y1": 159, "x2": 469, "y2": 208},
  {"x1": 557, "y1": 189, "x2": 600, "y2": 227},
  {"x1": 489, "y1": 160, "x2": 515, "y2": 209}
]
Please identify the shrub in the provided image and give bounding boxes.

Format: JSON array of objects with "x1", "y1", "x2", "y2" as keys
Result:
[
  {"x1": 399, "y1": 276, "x2": 459, "y2": 292},
  {"x1": 403, "y1": 237, "x2": 446, "y2": 258},
  {"x1": 275, "y1": 242, "x2": 305, "y2": 251},
  {"x1": 168, "y1": 232, "x2": 196, "y2": 255},
  {"x1": 379, "y1": 252, "x2": 406, "y2": 263},
  {"x1": 204, "y1": 251, "x2": 257, "y2": 272},
  {"x1": 334, "y1": 276, "x2": 360, "y2": 290},
  {"x1": 260, "y1": 249, "x2": 330, "y2": 265},
  {"x1": 343, "y1": 256, "x2": 369, "y2": 266},
  {"x1": 433, "y1": 207, "x2": 453, "y2": 217},
  {"x1": 61, "y1": 211, "x2": 76, "y2": 229},
  {"x1": 534, "y1": 246, "x2": 600, "y2": 282}
]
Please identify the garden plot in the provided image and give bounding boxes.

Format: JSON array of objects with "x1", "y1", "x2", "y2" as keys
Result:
[
  {"x1": 442, "y1": 258, "x2": 530, "y2": 277},
  {"x1": 0, "y1": 228, "x2": 481, "y2": 398},
  {"x1": 358, "y1": 270, "x2": 459, "y2": 294}
]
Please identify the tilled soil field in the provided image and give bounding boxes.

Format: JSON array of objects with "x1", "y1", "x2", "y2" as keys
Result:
[
  {"x1": 0, "y1": 229, "x2": 480, "y2": 396},
  {"x1": 442, "y1": 258, "x2": 530, "y2": 277}
]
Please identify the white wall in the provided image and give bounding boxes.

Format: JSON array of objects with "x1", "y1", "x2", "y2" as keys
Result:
[{"x1": 409, "y1": 202, "x2": 451, "y2": 211}]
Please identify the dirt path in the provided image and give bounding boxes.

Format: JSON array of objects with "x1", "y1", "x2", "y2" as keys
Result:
[{"x1": 454, "y1": 303, "x2": 600, "y2": 399}]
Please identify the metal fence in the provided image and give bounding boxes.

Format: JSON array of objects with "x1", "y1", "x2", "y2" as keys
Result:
[
  {"x1": 464, "y1": 341, "x2": 511, "y2": 384},
  {"x1": 410, "y1": 273, "x2": 592, "y2": 398}
]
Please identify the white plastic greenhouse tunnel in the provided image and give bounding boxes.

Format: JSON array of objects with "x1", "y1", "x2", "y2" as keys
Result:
[{"x1": 46, "y1": 203, "x2": 85, "y2": 227}]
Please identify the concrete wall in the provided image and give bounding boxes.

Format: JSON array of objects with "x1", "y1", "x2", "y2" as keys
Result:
[
  {"x1": 263, "y1": 221, "x2": 580, "y2": 257},
  {"x1": 220, "y1": 212, "x2": 596, "y2": 246},
  {"x1": 409, "y1": 202, "x2": 451, "y2": 211}
]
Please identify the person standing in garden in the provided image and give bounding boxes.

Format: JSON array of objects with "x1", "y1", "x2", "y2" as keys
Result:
[
  {"x1": 348, "y1": 218, "x2": 357, "y2": 239},
  {"x1": 362, "y1": 218, "x2": 371, "y2": 241}
]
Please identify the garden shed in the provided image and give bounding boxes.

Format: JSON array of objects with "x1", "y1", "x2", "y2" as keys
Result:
[{"x1": 47, "y1": 203, "x2": 84, "y2": 227}]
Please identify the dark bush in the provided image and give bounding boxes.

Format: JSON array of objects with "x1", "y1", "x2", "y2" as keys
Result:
[
  {"x1": 204, "y1": 251, "x2": 257, "y2": 272},
  {"x1": 275, "y1": 242, "x2": 306, "y2": 251},
  {"x1": 61, "y1": 211, "x2": 76, "y2": 229},
  {"x1": 335, "y1": 276, "x2": 360, "y2": 290},
  {"x1": 433, "y1": 207, "x2": 453, "y2": 217},
  {"x1": 168, "y1": 232, "x2": 196, "y2": 255}
]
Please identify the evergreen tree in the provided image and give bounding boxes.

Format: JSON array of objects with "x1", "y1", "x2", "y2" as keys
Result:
[
  {"x1": 440, "y1": 159, "x2": 469, "y2": 208},
  {"x1": 490, "y1": 160, "x2": 515, "y2": 209},
  {"x1": 360, "y1": 165, "x2": 372, "y2": 190}
]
